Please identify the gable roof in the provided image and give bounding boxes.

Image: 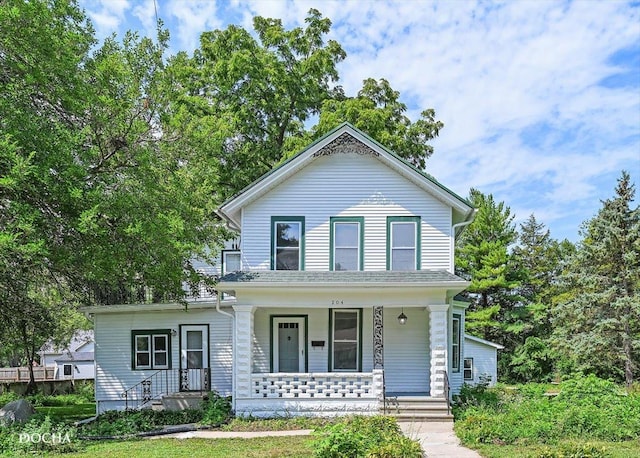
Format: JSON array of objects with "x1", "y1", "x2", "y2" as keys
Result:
[
  {"x1": 40, "y1": 330, "x2": 94, "y2": 355},
  {"x1": 217, "y1": 123, "x2": 474, "y2": 230},
  {"x1": 465, "y1": 334, "x2": 505, "y2": 350}
]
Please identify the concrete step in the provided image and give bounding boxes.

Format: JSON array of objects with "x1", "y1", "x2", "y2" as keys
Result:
[{"x1": 382, "y1": 396, "x2": 452, "y2": 422}]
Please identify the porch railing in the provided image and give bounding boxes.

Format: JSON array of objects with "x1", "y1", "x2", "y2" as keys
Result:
[
  {"x1": 251, "y1": 371, "x2": 383, "y2": 399},
  {"x1": 443, "y1": 369, "x2": 451, "y2": 415},
  {"x1": 122, "y1": 368, "x2": 211, "y2": 410}
]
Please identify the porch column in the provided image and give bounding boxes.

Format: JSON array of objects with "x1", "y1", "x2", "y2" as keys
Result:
[
  {"x1": 373, "y1": 306, "x2": 384, "y2": 369},
  {"x1": 428, "y1": 304, "x2": 449, "y2": 398},
  {"x1": 233, "y1": 305, "x2": 256, "y2": 399}
]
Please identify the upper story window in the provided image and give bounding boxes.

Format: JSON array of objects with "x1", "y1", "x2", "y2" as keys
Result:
[
  {"x1": 222, "y1": 250, "x2": 241, "y2": 274},
  {"x1": 271, "y1": 216, "x2": 305, "y2": 270},
  {"x1": 330, "y1": 217, "x2": 364, "y2": 271},
  {"x1": 387, "y1": 216, "x2": 421, "y2": 270}
]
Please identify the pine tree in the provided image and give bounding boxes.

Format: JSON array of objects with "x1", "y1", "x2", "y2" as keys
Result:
[{"x1": 553, "y1": 171, "x2": 640, "y2": 386}]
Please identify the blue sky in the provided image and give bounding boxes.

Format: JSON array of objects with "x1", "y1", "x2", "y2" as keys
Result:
[{"x1": 79, "y1": 0, "x2": 640, "y2": 242}]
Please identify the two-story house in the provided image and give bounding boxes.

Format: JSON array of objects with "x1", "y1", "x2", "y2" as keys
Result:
[{"x1": 85, "y1": 123, "x2": 491, "y2": 419}]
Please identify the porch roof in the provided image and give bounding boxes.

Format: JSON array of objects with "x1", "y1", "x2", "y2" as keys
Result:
[{"x1": 217, "y1": 270, "x2": 468, "y2": 289}]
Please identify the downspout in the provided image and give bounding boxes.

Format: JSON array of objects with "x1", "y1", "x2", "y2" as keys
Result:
[{"x1": 215, "y1": 290, "x2": 236, "y2": 411}]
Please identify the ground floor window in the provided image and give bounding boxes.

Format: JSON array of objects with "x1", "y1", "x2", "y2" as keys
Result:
[
  {"x1": 131, "y1": 329, "x2": 171, "y2": 370},
  {"x1": 330, "y1": 309, "x2": 362, "y2": 371},
  {"x1": 452, "y1": 314, "x2": 461, "y2": 372},
  {"x1": 463, "y1": 357, "x2": 474, "y2": 380}
]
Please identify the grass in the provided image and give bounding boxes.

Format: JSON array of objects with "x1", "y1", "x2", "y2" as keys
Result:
[
  {"x1": 472, "y1": 440, "x2": 640, "y2": 458},
  {"x1": 55, "y1": 436, "x2": 314, "y2": 457},
  {"x1": 35, "y1": 403, "x2": 96, "y2": 423}
]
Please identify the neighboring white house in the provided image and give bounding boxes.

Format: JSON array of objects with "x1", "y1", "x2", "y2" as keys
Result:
[
  {"x1": 84, "y1": 123, "x2": 502, "y2": 418},
  {"x1": 463, "y1": 335, "x2": 504, "y2": 386},
  {"x1": 39, "y1": 330, "x2": 95, "y2": 381}
]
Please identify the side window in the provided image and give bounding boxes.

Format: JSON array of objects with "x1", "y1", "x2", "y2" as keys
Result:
[
  {"x1": 63, "y1": 364, "x2": 72, "y2": 377},
  {"x1": 330, "y1": 217, "x2": 364, "y2": 271},
  {"x1": 452, "y1": 314, "x2": 461, "y2": 373},
  {"x1": 463, "y1": 358, "x2": 474, "y2": 380},
  {"x1": 272, "y1": 217, "x2": 305, "y2": 270},
  {"x1": 132, "y1": 330, "x2": 171, "y2": 370},
  {"x1": 387, "y1": 216, "x2": 421, "y2": 270}
]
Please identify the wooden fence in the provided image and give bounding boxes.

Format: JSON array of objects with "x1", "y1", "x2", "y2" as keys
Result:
[{"x1": 0, "y1": 367, "x2": 55, "y2": 382}]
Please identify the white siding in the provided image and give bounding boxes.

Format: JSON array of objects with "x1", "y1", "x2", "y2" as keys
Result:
[
  {"x1": 55, "y1": 361, "x2": 94, "y2": 380},
  {"x1": 383, "y1": 307, "x2": 430, "y2": 394},
  {"x1": 94, "y1": 309, "x2": 232, "y2": 413},
  {"x1": 242, "y1": 153, "x2": 452, "y2": 271},
  {"x1": 464, "y1": 338, "x2": 499, "y2": 387}
]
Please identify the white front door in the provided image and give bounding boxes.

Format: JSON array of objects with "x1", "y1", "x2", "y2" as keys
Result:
[
  {"x1": 272, "y1": 317, "x2": 305, "y2": 372},
  {"x1": 180, "y1": 325, "x2": 209, "y2": 391}
]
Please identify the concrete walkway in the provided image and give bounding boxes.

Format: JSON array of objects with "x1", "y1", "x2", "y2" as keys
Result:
[
  {"x1": 150, "y1": 422, "x2": 481, "y2": 457},
  {"x1": 399, "y1": 421, "x2": 481, "y2": 458}
]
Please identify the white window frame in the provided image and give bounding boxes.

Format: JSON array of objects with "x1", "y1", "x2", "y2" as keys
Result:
[
  {"x1": 464, "y1": 357, "x2": 474, "y2": 381},
  {"x1": 452, "y1": 315, "x2": 461, "y2": 372},
  {"x1": 133, "y1": 331, "x2": 170, "y2": 370},
  {"x1": 331, "y1": 309, "x2": 361, "y2": 371},
  {"x1": 222, "y1": 250, "x2": 241, "y2": 274},
  {"x1": 387, "y1": 217, "x2": 420, "y2": 271}
]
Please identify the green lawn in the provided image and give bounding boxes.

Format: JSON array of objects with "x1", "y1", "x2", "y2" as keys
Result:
[
  {"x1": 58, "y1": 436, "x2": 314, "y2": 457},
  {"x1": 35, "y1": 403, "x2": 96, "y2": 423},
  {"x1": 471, "y1": 440, "x2": 640, "y2": 458}
]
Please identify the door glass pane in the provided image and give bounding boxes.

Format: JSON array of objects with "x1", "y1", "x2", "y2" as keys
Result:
[
  {"x1": 186, "y1": 331, "x2": 203, "y2": 350},
  {"x1": 334, "y1": 312, "x2": 357, "y2": 340},
  {"x1": 187, "y1": 350, "x2": 203, "y2": 369},
  {"x1": 333, "y1": 342, "x2": 357, "y2": 370}
]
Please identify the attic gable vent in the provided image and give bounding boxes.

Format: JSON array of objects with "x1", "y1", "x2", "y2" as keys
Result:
[{"x1": 312, "y1": 132, "x2": 380, "y2": 158}]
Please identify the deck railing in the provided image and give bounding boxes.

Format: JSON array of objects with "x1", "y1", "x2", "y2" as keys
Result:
[
  {"x1": 251, "y1": 371, "x2": 383, "y2": 399},
  {"x1": 122, "y1": 368, "x2": 211, "y2": 410},
  {"x1": 0, "y1": 367, "x2": 55, "y2": 382}
]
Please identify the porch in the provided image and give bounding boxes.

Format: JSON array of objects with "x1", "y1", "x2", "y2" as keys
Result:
[{"x1": 232, "y1": 302, "x2": 452, "y2": 417}]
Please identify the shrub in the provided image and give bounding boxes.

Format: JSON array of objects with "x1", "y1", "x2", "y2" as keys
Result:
[
  {"x1": 0, "y1": 390, "x2": 19, "y2": 408},
  {"x1": 455, "y1": 375, "x2": 640, "y2": 446},
  {"x1": 0, "y1": 415, "x2": 77, "y2": 455},
  {"x1": 312, "y1": 416, "x2": 421, "y2": 458},
  {"x1": 200, "y1": 393, "x2": 232, "y2": 426}
]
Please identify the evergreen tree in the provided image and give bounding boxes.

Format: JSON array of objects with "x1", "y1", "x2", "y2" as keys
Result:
[
  {"x1": 553, "y1": 171, "x2": 639, "y2": 386},
  {"x1": 456, "y1": 189, "x2": 520, "y2": 344}
]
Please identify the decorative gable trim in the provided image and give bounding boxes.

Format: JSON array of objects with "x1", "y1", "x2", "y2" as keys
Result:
[{"x1": 312, "y1": 132, "x2": 380, "y2": 158}]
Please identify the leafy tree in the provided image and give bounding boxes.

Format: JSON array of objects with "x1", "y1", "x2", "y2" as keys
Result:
[
  {"x1": 290, "y1": 78, "x2": 444, "y2": 169},
  {"x1": 553, "y1": 171, "x2": 640, "y2": 386},
  {"x1": 171, "y1": 8, "x2": 346, "y2": 197}
]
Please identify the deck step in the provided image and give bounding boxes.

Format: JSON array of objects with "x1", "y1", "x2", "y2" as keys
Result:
[{"x1": 382, "y1": 396, "x2": 452, "y2": 422}]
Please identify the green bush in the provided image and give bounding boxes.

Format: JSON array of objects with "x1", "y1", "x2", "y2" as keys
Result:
[
  {"x1": 455, "y1": 375, "x2": 640, "y2": 446},
  {"x1": 537, "y1": 441, "x2": 610, "y2": 458},
  {"x1": 312, "y1": 416, "x2": 422, "y2": 458},
  {"x1": 78, "y1": 407, "x2": 203, "y2": 437},
  {"x1": 0, "y1": 390, "x2": 19, "y2": 407},
  {"x1": 199, "y1": 393, "x2": 232, "y2": 426},
  {"x1": 0, "y1": 415, "x2": 78, "y2": 455}
]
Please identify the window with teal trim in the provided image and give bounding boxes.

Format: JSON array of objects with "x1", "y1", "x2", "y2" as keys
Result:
[
  {"x1": 272, "y1": 217, "x2": 304, "y2": 270},
  {"x1": 387, "y1": 216, "x2": 421, "y2": 270},
  {"x1": 330, "y1": 217, "x2": 364, "y2": 271}
]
